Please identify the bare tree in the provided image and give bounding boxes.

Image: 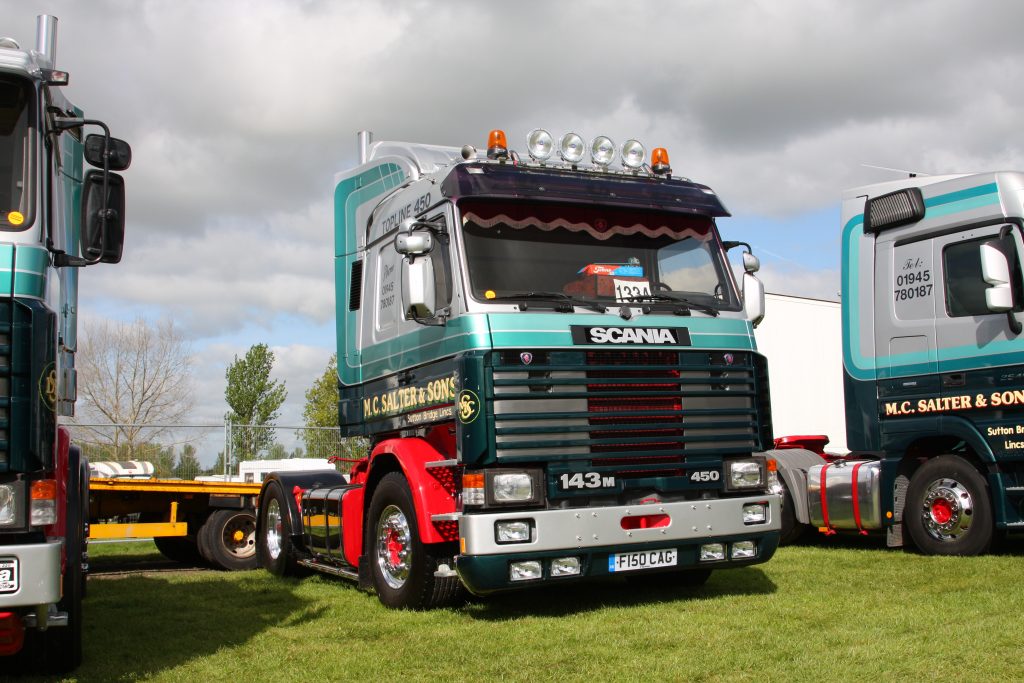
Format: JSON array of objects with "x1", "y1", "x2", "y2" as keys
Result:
[{"x1": 73, "y1": 317, "x2": 195, "y2": 458}]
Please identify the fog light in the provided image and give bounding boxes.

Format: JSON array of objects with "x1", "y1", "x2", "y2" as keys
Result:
[
  {"x1": 590, "y1": 135, "x2": 616, "y2": 166},
  {"x1": 743, "y1": 503, "x2": 767, "y2": 525},
  {"x1": 620, "y1": 139, "x2": 645, "y2": 169},
  {"x1": 496, "y1": 520, "x2": 532, "y2": 543},
  {"x1": 550, "y1": 557, "x2": 581, "y2": 576},
  {"x1": 700, "y1": 543, "x2": 725, "y2": 561},
  {"x1": 510, "y1": 560, "x2": 542, "y2": 582},
  {"x1": 526, "y1": 128, "x2": 554, "y2": 161},
  {"x1": 731, "y1": 540, "x2": 756, "y2": 559},
  {"x1": 559, "y1": 132, "x2": 585, "y2": 164}
]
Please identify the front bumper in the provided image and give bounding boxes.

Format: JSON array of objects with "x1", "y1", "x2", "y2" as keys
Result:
[
  {"x1": 0, "y1": 539, "x2": 63, "y2": 609},
  {"x1": 456, "y1": 492, "x2": 781, "y2": 594}
]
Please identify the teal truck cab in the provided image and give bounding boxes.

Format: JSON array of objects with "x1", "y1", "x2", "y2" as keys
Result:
[
  {"x1": 0, "y1": 15, "x2": 129, "y2": 672},
  {"x1": 256, "y1": 129, "x2": 782, "y2": 608},
  {"x1": 774, "y1": 172, "x2": 1024, "y2": 555}
]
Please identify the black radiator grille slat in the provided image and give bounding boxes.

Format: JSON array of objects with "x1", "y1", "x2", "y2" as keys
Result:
[{"x1": 491, "y1": 349, "x2": 761, "y2": 462}]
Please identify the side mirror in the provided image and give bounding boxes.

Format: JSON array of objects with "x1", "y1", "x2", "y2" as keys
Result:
[
  {"x1": 84, "y1": 134, "x2": 132, "y2": 171},
  {"x1": 394, "y1": 218, "x2": 435, "y2": 256},
  {"x1": 81, "y1": 170, "x2": 125, "y2": 264},
  {"x1": 981, "y1": 240, "x2": 1013, "y2": 312},
  {"x1": 402, "y1": 255, "x2": 437, "y2": 319},
  {"x1": 742, "y1": 272, "x2": 765, "y2": 326},
  {"x1": 742, "y1": 251, "x2": 760, "y2": 274}
]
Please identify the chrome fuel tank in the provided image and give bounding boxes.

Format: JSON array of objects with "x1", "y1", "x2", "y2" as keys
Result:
[{"x1": 807, "y1": 460, "x2": 882, "y2": 531}]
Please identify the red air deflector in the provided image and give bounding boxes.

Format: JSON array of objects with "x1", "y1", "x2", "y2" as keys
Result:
[{"x1": 621, "y1": 513, "x2": 670, "y2": 530}]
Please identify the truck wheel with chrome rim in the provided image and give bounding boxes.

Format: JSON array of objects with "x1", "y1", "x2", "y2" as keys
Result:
[
  {"x1": 904, "y1": 454, "x2": 992, "y2": 556},
  {"x1": 257, "y1": 481, "x2": 306, "y2": 576},
  {"x1": 368, "y1": 472, "x2": 463, "y2": 609}
]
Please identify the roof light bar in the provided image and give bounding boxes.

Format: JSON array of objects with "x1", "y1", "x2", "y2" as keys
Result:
[
  {"x1": 559, "y1": 132, "x2": 585, "y2": 164},
  {"x1": 621, "y1": 139, "x2": 645, "y2": 169}
]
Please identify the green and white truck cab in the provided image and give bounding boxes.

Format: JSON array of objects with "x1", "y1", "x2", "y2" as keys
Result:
[
  {"x1": 0, "y1": 15, "x2": 129, "y2": 672},
  {"x1": 257, "y1": 129, "x2": 782, "y2": 608},
  {"x1": 774, "y1": 171, "x2": 1024, "y2": 555}
]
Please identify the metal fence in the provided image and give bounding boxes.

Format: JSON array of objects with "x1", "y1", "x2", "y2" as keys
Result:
[{"x1": 63, "y1": 421, "x2": 368, "y2": 480}]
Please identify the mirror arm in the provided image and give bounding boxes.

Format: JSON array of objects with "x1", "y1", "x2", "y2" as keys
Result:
[
  {"x1": 998, "y1": 225, "x2": 1022, "y2": 334},
  {"x1": 411, "y1": 306, "x2": 450, "y2": 327}
]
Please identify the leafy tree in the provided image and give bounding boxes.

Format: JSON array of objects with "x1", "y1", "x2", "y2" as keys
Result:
[
  {"x1": 299, "y1": 356, "x2": 339, "y2": 456},
  {"x1": 173, "y1": 444, "x2": 202, "y2": 479},
  {"x1": 224, "y1": 343, "x2": 287, "y2": 462},
  {"x1": 267, "y1": 443, "x2": 288, "y2": 460}
]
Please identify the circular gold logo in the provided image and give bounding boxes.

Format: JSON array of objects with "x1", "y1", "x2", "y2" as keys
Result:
[
  {"x1": 457, "y1": 389, "x2": 480, "y2": 424},
  {"x1": 39, "y1": 363, "x2": 57, "y2": 412}
]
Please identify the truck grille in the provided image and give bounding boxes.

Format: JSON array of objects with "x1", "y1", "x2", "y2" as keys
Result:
[{"x1": 491, "y1": 349, "x2": 764, "y2": 462}]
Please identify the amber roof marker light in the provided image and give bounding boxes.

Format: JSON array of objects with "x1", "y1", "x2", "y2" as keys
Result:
[
  {"x1": 651, "y1": 147, "x2": 672, "y2": 176},
  {"x1": 487, "y1": 129, "x2": 509, "y2": 160}
]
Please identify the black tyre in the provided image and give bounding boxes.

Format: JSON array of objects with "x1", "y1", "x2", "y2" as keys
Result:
[
  {"x1": 905, "y1": 454, "x2": 993, "y2": 556},
  {"x1": 778, "y1": 481, "x2": 806, "y2": 546},
  {"x1": 257, "y1": 481, "x2": 307, "y2": 577},
  {"x1": 367, "y1": 473, "x2": 464, "y2": 609},
  {"x1": 153, "y1": 535, "x2": 204, "y2": 566},
  {"x1": 198, "y1": 509, "x2": 258, "y2": 571}
]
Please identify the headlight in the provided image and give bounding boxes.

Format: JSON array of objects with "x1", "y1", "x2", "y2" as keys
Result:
[
  {"x1": 486, "y1": 469, "x2": 542, "y2": 506},
  {"x1": 743, "y1": 503, "x2": 768, "y2": 524},
  {"x1": 492, "y1": 472, "x2": 533, "y2": 502},
  {"x1": 0, "y1": 483, "x2": 17, "y2": 526},
  {"x1": 727, "y1": 459, "x2": 765, "y2": 490}
]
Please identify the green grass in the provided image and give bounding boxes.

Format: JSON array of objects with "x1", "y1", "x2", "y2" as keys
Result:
[{"x1": 25, "y1": 538, "x2": 1024, "y2": 682}]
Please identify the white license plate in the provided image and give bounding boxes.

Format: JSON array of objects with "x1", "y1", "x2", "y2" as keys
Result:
[
  {"x1": 608, "y1": 548, "x2": 677, "y2": 573},
  {"x1": 0, "y1": 558, "x2": 17, "y2": 593}
]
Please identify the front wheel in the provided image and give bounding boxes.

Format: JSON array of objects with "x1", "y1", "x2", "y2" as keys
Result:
[
  {"x1": 367, "y1": 473, "x2": 463, "y2": 609},
  {"x1": 904, "y1": 455, "x2": 993, "y2": 556},
  {"x1": 257, "y1": 482, "x2": 307, "y2": 576}
]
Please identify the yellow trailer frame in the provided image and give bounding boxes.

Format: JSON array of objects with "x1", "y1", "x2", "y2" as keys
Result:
[{"x1": 88, "y1": 479, "x2": 262, "y2": 541}]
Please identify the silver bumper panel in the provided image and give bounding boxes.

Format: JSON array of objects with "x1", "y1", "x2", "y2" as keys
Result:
[
  {"x1": 460, "y1": 493, "x2": 781, "y2": 555},
  {"x1": 0, "y1": 539, "x2": 63, "y2": 608}
]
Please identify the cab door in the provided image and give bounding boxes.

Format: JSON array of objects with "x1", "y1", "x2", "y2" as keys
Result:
[{"x1": 933, "y1": 222, "x2": 1024, "y2": 456}]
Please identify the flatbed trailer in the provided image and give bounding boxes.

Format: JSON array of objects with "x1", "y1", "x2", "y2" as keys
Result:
[{"x1": 88, "y1": 478, "x2": 262, "y2": 570}]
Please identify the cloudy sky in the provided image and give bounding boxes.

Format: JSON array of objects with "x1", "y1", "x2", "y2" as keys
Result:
[{"x1": 5, "y1": 1, "x2": 1024, "y2": 460}]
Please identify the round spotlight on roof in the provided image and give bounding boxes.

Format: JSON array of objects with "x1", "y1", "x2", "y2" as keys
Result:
[
  {"x1": 591, "y1": 136, "x2": 616, "y2": 166},
  {"x1": 621, "y1": 139, "x2": 646, "y2": 169},
  {"x1": 526, "y1": 129, "x2": 554, "y2": 161},
  {"x1": 559, "y1": 132, "x2": 585, "y2": 164}
]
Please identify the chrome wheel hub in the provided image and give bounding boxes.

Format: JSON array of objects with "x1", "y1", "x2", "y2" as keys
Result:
[
  {"x1": 376, "y1": 504, "x2": 411, "y2": 589},
  {"x1": 921, "y1": 477, "x2": 973, "y2": 542},
  {"x1": 265, "y1": 499, "x2": 283, "y2": 560}
]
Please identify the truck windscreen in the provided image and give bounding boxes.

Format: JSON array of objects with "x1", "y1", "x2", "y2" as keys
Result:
[
  {"x1": 0, "y1": 76, "x2": 33, "y2": 231},
  {"x1": 459, "y1": 199, "x2": 740, "y2": 310}
]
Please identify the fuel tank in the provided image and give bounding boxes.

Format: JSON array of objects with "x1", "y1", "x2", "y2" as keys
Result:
[{"x1": 806, "y1": 459, "x2": 882, "y2": 531}]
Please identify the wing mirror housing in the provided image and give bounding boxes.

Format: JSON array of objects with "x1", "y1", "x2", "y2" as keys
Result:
[
  {"x1": 981, "y1": 230, "x2": 1022, "y2": 334},
  {"x1": 402, "y1": 255, "x2": 437, "y2": 319},
  {"x1": 742, "y1": 272, "x2": 765, "y2": 327},
  {"x1": 395, "y1": 218, "x2": 435, "y2": 256},
  {"x1": 81, "y1": 171, "x2": 125, "y2": 264}
]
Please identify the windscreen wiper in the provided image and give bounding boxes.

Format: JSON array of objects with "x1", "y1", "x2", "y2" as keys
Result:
[
  {"x1": 622, "y1": 293, "x2": 720, "y2": 317},
  {"x1": 487, "y1": 292, "x2": 607, "y2": 314}
]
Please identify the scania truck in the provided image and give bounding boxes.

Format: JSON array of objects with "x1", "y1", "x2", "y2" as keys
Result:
[
  {"x1": 0, "y1": 15, "x2": 130, "y2": 671},
  {"x1": 772, "y1": 172, "x2": 1024, "y2": 555},
  {"x1": 255, "y1": 128, "x2": 782, "y2": 608}
]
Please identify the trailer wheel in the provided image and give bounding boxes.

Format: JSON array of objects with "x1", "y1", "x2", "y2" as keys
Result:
[
  {"x1": 257, "y1": 482, "x2": 306, "y2": 577},
  {"x1": 905, "y1": 455, "x2": 993, "y2": 556},
  {"x1": 198, "y1": 509, "x2": 258, "y2": 571},
  {"x1": 368, "y1": 473, "x2": 463, "y2": 609}
]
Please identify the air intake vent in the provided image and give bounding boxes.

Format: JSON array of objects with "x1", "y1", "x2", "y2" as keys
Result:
[
  {"x1": 348, "y1": 260, "x2": 363, "y2": 311},
  {"x1": 865, "y1": 187, "x2": 925, "y2": 233}
]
